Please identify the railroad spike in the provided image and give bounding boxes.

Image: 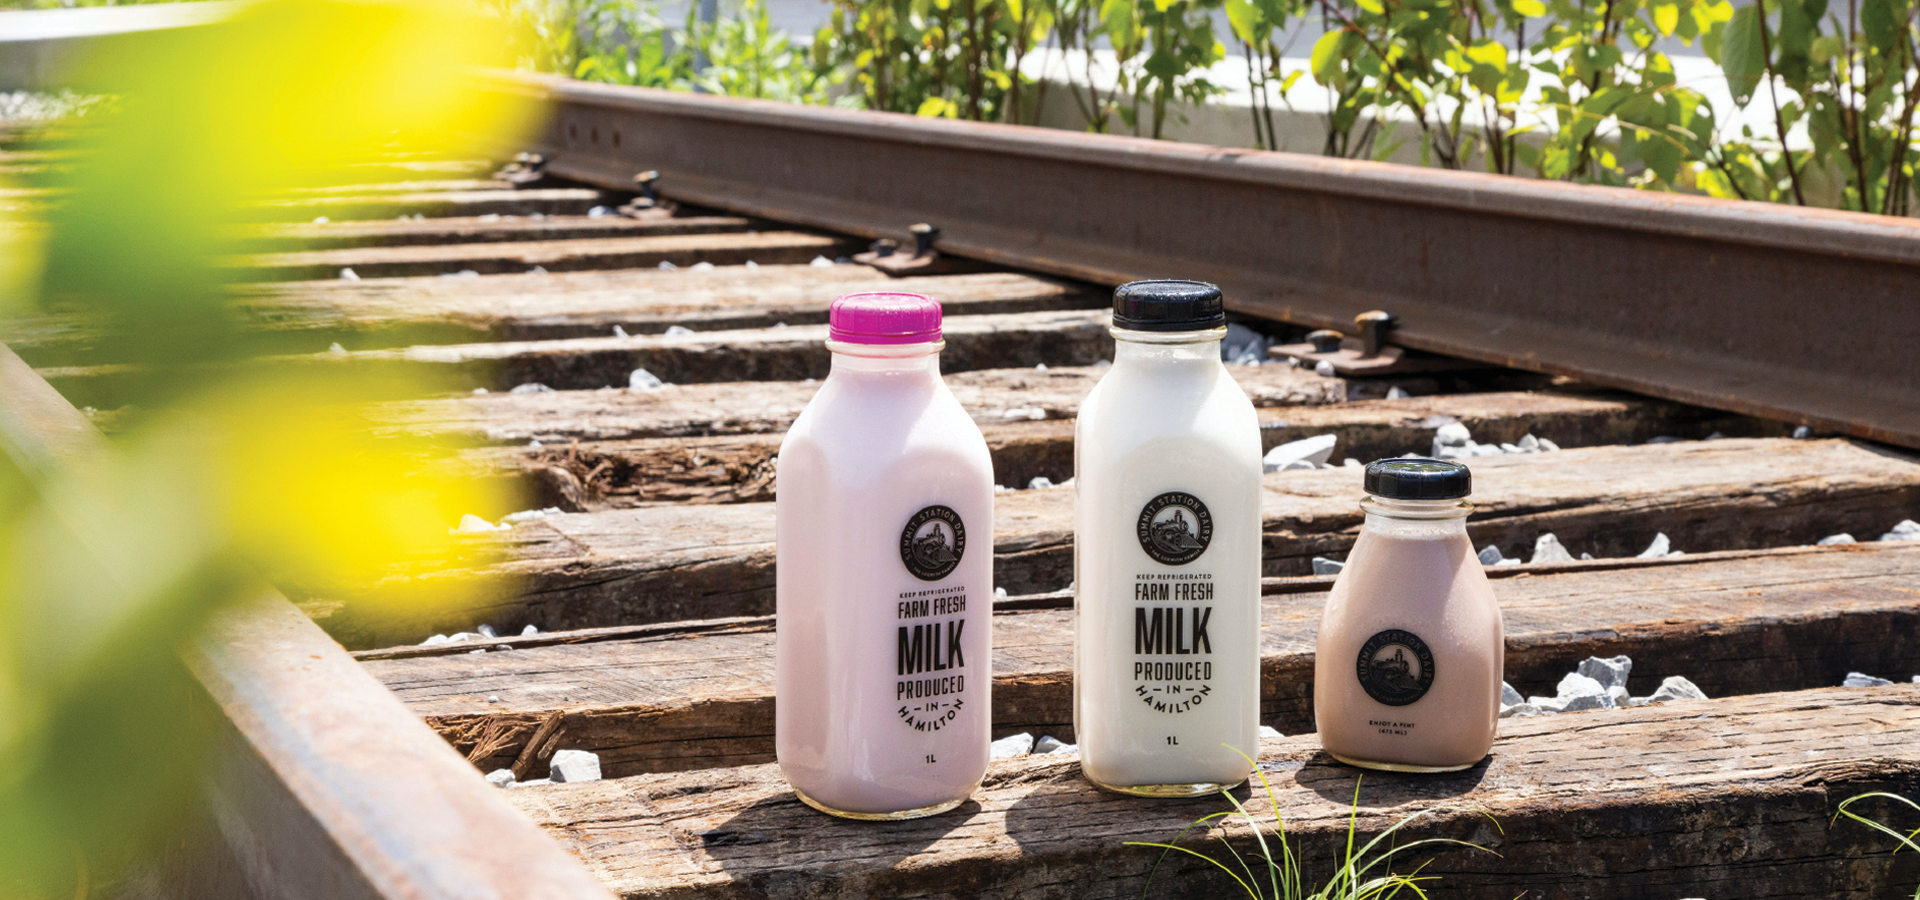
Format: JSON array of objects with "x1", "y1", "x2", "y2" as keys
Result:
[
  {"x1": 1306, "y1": 330, "x2": 1344, "y2": 353},
  {"x1": 1355, "y1": 310, "x2": 1396, "y2": 359}
]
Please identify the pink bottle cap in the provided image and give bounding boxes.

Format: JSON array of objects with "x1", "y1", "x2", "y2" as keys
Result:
[{"x1": 829, "y1": 292, "x2": 943, "y2": 345}]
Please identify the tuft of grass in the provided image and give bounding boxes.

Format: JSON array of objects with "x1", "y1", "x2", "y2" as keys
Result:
[
  {"x1": 1125, "y1": 752, "x2": 1499, "y2": 899},
  {"x1": 1836, "y1": 792, "x2": 1920, "y2": 900}
]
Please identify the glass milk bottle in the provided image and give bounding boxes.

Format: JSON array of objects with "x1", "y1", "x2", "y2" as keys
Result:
[
  {"x1": 1073, "y1": 280, "x2": 1262, "y2": 796},
  {"x1": 1314, "y1": 459, "x2": 1504, "y2": 771},
  {"x1": 775, "y1": 292, "x2": 994, "y2": 820}
]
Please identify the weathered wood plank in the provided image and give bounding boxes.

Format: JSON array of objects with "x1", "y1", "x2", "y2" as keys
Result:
[
  {"x1": 364, "y1": 362, "x2": 1351, "y2": 444},
  {"x1": 499, "y1": 685, "x2": 1920, "y2": 900},
  {"x1": 41, "y1": 309, "x2": 1125, "y2": 406},
  {"x1": 4, "y1": 268, "x2": 1105, "y2": 370},
  {"x1": 286, "y1": 178, "x2": 508, "y2": 195},
  {"x1": 304, "y1": 438, "x2": 1920, "y2": 647},
  {"x1": 233, "y1": 231, "x2": 864, "y2": 281},
  {"x1": 450, "y1": 390, "x2": 1782, "y2": 510},
  {"x1": 244, "y1": 187, "x2": 620, "y2": 222},
  {"x1": 237, "y1": 213, "x2": 759, "y2": 251},
  {"x1": 0, "y1": 341, "x2": 614, "y2": 900},
  {"x1": 360, "y1": 543, "x2": 1920, "y2": 778}
]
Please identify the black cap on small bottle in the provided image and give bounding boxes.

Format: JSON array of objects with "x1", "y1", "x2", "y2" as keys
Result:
[
  {"x1": 1364, "y1": 458, "x2": 1472, "y2": 500},
  {"x1": 1112, "y1": 280, "x2": 1226, "y2": 332}
]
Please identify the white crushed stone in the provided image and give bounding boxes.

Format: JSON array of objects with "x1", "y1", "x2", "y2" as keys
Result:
[
  {"x1": 1879, "y1": 520, "x2": 1920, "y2": 542},
  {"x1": 613, "y1": 325, "x2": 630, "y2": 338},
  {"x1": 510, "y1": 383, "x2": 554, "y2": 394},
  {"x1": 1648, "y1": 676, "x2": 1706, "y2": 702},
  {"x1": 1259, "y1": 725, "x2": 1284, "y2": 739},
  {"x1": 453, "y1": 514, "x2": 507, "y2": 534},
  {"x1": 485, "y1": 769, "x2": 516, "y2": 788},
  {"x1": 1033, "y1": 736, "x2": 1076, "y2": 755},
  {"x1": 1386, "y1": 386, "x2": 1409, "y2": 399},
  {"x1": 1844, "y1": 672, "x2": 1895, "y2": 687},
  {"x1": 993, "y1": 587, "x2": 1008, "y2": 598},
  {"x1": 630, "y1": 368, "x2": 666, "y2": 390},
  {"x1": 1531, "y1": 533, "x2": 1576, "y2": 564},
  {"x1": 588, "y1": 206, "x2": 611, "y2": 217},
  {"x1": 1313, "y1": 359, "x2": 1337, "y2": 377},
  {"x1": 664, "y1": 325, "x2": 694, "y2": 336},
  {"x1": 990, "y1": 733, "x2": 1035, "y2": 759},
  {"x1": 690, "y1": 261, "x2": 715, "y2": 271},
  {"x1": 339, "y1": 267, "x2": 359, "y2": 281},
  {"x1": 1637, "y1": 533, "x2": 1677, "y2": 558},
  {"x1": 522, "y1": 625, "x2": 540, "y2": 636},
  {"x1": 549, "y1": 749, "x2": 602, "y2": 783},
  {"x1": 1793, "y1": 426, "x2": 1812, "y2": 438},
  {"x1": 1264, "y1": 434, "x2": 1337, "y2": 472},
  {"x1": 478, "y1": 624, "x2": 497, "y2": 639},
  {"x1": 1221, "y1": 323, "x2": 1275, "y2": 366},
  {"x1": 809, "y1": 255, "x2": 835, "y2": 267},
  {"x1": 1478, "y1": 544, "x2": 1521, "y2": 566},
  {"x1": 1311, "y1": 557, "x2": 1345, "y2": 576},
  {"x1": 1577, "y1": 655, "x2": 1632, "y2": 691},
  {"x1": 1818, "y1": 533, "x2": 1857, "y2": 545},
  {"x1": 503, "y1": 507, "x2": 563, "y2": 523},
  {"x1": 1028, "y1": 476, "x2": 1055, "y2": 490},
  {"x1": 657, "y1": 260, "x2": 677, "y2": 270}
]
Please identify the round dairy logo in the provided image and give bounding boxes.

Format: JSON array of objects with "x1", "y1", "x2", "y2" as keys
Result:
[
  {"x1": 900, "y1": 505, "x2": 965, "y2": 581},
  {"x1": 1136, "y1": 492, "x2": 1212, "y2": 566},
  {"x1": 1356, "y1": 629, "x2": 1436, "y2": 707}
]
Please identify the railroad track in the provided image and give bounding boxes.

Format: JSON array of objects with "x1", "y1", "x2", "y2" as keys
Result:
[{"x1": 5, "y1": 76, "x2": 1920, "y2": 899}]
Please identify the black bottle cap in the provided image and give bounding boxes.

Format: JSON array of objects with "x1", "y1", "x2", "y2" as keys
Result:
[
  {"x1": 1364, "y1": 458, "x2": 1472, "y2": 500},
  {"x1": 1112, "y1": 280, "x2": 1226, "y2": 332}
]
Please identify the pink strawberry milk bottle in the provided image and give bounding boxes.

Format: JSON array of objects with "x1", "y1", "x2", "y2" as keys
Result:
[{"x1": 775, "y1": 292, "x2": 994, "y2": 819}]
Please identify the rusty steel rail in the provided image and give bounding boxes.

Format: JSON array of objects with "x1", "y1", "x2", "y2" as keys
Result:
[{"x1": 485, "y1": 72, "x2": 1920, "y2": 450}]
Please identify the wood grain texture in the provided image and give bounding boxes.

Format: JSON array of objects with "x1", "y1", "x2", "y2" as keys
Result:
[
  {"x1": 500, "y1": 685, "x2": 1920, "y2": 899},
  {"x1": 6, "y1": 268, "x2": 1103, "y2": 369},
  {"x1": 305, "y1": 437, "x2": 1920, "y2": 647},
  {"x1": 237, "y1": 213, "x2": 760, "y2": 251},
  {"x1": 0, "y1": 340, "x2": 615, "y2": 900},
  {"x1": 367, "y1": 362, "x2": 1354, "y2": 445},
  {"x1": 361, "y1": 543, "x2": 1920, "y2": 778},
  {"x1": 34, "y1": 309, "x2": 1125, "y2": 407},
  {"x1": 245, "y1": 188, "x2": 620, "y2": 222},
  {"x1": 240, "y1": 267, "x2": 1104, "y2": 344},
  {"x1": 234, "y1": 231, "x2": 862, "y2": 281},
  {"x1": 448, "y1": 390, "x2": 1783, "y2": 510},
  {"x1": 312, "y1": 309, "x2": 1121, "y2": 391}
]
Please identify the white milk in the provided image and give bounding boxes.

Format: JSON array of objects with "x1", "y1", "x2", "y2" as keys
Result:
[
  {"x1": 775, "y1": 293, "x2": 994, "y2": 819},
  {"x1": 1072, "y1": 281, "x2": 1263, "y2": 795}
]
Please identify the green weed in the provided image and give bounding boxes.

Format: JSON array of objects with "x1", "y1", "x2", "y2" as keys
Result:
[{"x1": 1127, "y1": 756, "x2": 1498, "y2": 899}]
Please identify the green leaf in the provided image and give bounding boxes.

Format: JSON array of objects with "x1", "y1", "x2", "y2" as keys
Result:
[
  {"x1": 1653, "y1": 1, "x2": 1680, "y2": 33},
  {"x1": 1225, "y1": 0, "x2": 1261, "y2": 43},
  {"x1": 1810, "y1": 34, "x2": 1843, "y2": 64},
  {"x1": 1310, "y1": 29, "x2": 1349, "y2": 86},
  {"x1": 1718, "y1": 3, "x2": 1764, "y2": 106},
  {"x1": 1862, "y1": 0, "x2": 1908, "y2": 50}
]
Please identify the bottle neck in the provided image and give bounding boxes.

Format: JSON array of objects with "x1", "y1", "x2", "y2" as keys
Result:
[
  {"x1": 1111, "y1": 327, "x2": 1227, "y2": 368},
  {"x1": 827, "y1": 339, "x2": 944, "y2": 376},
  {"x1": 1360, "y1": 496, "x2": 1472, "y2": 537}
]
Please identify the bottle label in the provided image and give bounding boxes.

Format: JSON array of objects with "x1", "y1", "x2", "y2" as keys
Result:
[
  {"x1": 1136, "y1": 492, "x2": 1212, "y2": 566},
  {"x1": 900, "y1": 504, "x2": 966, "y2": 581},
  {"x1": 896, "y1": 505, "x2": 971, "y2": 732},
  {"x1": 1356, "y1": 629, "x2": 1435, "y2": 706},
  {"x1": 1131, "y1": 491, "x2": 1216, "y2": 714}
]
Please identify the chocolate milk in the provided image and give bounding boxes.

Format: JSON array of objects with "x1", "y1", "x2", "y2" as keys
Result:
[{"x1": 1313, "y1": 461, "x2": 1503, "y2": 771}]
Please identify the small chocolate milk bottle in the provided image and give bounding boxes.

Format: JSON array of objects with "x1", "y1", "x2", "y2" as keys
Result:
[{"x1": 1314, "y1": 459, "x2": 1503, "y2": 771}]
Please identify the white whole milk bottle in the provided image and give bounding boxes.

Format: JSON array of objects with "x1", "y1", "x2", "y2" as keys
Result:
[
  {"x1": 775, "y1": 291, "x2": 994, "y2": 820},
  {"x1": 1073, "y1": 280, "x2": 1262, "y2": 796}
]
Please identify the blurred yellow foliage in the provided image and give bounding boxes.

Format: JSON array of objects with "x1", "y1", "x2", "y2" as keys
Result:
[{"x1": 0, "y1": 0, "x2": 538, "y2": 892}]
